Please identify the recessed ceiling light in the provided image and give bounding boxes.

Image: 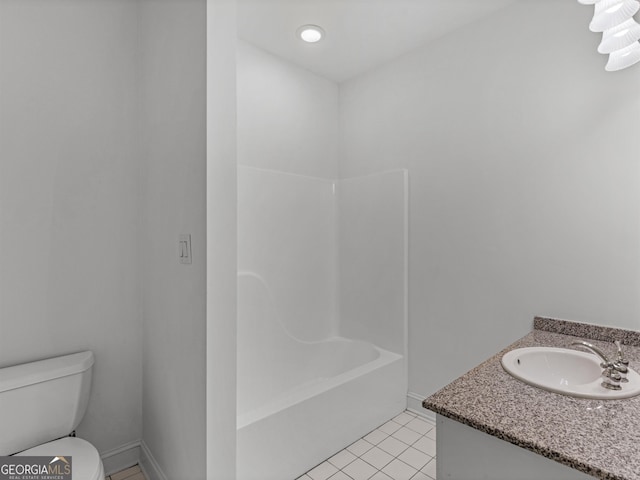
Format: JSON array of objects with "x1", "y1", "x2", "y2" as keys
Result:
[{"x1": 297, "y1": 25, "x2": 324, "y2": 43}]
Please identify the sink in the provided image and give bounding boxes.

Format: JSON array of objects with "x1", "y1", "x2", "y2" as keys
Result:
[{"x1": 501, "y1": 347, "x2": 640, "y2": 399}]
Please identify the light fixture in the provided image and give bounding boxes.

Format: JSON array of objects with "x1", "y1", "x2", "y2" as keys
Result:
[
  {"x1": 297, "y1": 25, "x2": 325, "y2": 43},
  {"x1": 577, "y1": 0, "x2": 640, "y2": 71},
  {"x1": 589, "y1": 0, "x2": 639, "y2": 32},
  {"x1": 605, "y1": 40, "x2": 640, "y2": 70},
  {"x1": 598, "y1": 18, "x2": 640, "y2": 53}
]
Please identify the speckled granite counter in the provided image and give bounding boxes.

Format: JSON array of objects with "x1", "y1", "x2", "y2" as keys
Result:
[{"x1": 423, "y1": 317, "x2": 640, "y2": 480}]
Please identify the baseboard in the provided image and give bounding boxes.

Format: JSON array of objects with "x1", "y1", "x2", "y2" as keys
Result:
[
  {"x1": 101, "y1": 440, "x2": 141, "y2": 476},
  {"x1": 407, "y1": 391, "x2": 435, "y2": 424},
  {"x1": 140, "y1": 440, "x2": 168, "y2": 480}
]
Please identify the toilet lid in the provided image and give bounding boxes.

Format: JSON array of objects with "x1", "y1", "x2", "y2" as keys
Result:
[{"x1": 15, "y1": 437, "x2": 103, "y2": 480}]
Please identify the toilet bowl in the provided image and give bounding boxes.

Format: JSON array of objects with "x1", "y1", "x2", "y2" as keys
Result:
[
  {"x1": 16, "y1": 437, "x2": 105, "y2": 480},
  {"x1": 0, "y1": 351, "x2": 105, "y2": 478}
]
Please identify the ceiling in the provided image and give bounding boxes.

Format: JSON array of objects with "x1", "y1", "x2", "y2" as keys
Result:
[{"x1": 237, "y1": 0, "x2": 518, "y2": 83}]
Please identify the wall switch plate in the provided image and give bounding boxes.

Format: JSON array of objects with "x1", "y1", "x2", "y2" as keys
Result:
[{"x1": 179, "y1": 234, "x2": 192, "y2": 264}]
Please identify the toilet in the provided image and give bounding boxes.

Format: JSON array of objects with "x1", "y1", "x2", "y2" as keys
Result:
[{"x1": 0, "y1": 351, "x2": 105, "y2": 480}]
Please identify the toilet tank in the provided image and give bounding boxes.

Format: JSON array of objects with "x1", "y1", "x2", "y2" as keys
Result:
[{"x1": 0, "y1": 351, "x2": 95, "y2": 455}]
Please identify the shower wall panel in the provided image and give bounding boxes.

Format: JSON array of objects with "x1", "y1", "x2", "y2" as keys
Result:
[
  {"x1": 337, "y1": 170, "x2": 408, "y2": 355},
  {"x1": 238, "y1": 166, "x2": 337, "y2": 341}
]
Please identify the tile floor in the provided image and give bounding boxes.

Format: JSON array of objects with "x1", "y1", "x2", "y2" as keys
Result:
[
  {"x1": 104, "y1": 412, "x2": 435, "y2": 480},
  {"x1": 298, "y1": 410, "x2": 436, "y2": 480},
  {"x1": 105, "y1": 464, "x2": 147, "y2": 480}
]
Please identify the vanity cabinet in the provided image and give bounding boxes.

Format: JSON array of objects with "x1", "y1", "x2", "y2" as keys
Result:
[{"x1": 437, "y1": 415, "x2": 592, "y2": 480}]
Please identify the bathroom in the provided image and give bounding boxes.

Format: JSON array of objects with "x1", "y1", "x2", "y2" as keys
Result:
[{"x1": 1, "y1": 0, "x2": 639, "y2": 479}]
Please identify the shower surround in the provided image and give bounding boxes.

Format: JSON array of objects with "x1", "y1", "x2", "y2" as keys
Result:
[{"x1": 236, "y1": 166, "x2": 407, "y2": 480}]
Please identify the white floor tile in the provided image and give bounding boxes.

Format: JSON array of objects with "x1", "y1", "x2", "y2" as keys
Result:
[
  {"x1": 377, "y1": 436, "x2": 410, "y2": 457},
  {"x1": 342, "y1": 458, "x2": 378, "y2": 480},
  {"x1": 328, "y1": 449, "x2": 357, "y2": 469},
  {"x1": 392, "y1": 412, "x2": 415, "y2": 426},
  {"x1": 307, "y1": 461, "x2": 339, "y2": 480},
  {"x1": 378, "y1": 420, "x2": 402, "y2": 435},
  {"x1": 425, "y1": 428, "x2": 436, "y2": 441},
  {"x1": 392, "y1": 426, "x2": 422, "y2": 446},
  {"x1": 398, "y1": 447, "x2": 431, "y2": 471},
  {"x1": 360, "y1": 446, "x2": 394, "y2": 470},
  {"x1": 111, "y1": 466, "x2": 142, "y2": 480},
  {"x1": 370, "y1": 472, "x2": 394, "y2": 480},
  {"x1": 302, "y1": 412, "x2": 437, "y2": 480},
  {"x1": 328, "y1": 472, "x2": 353, "y2": 480},
  {"x1": 405, "y1": 418, "x2": 432, "y2": 435},
  {"x1": 421, "y1": 458, "x2": 436, "y2": 479},
  {"x1": 381, "y1": 459, "x2": 418, "y2": 480},
  {"x1": 347, "y1": 438, "x2": 374, "y2": 457},
  {"x1": 412, "y1": 437, "x2": 436, "y2": 457},
  {"x1": 109, "y1": 466, "x2": 146, "y2": 480},
  {"x1": 409, "y1": 472, "x2": 431, "y2": 480},
  {"x1": 364, "y1": 429, "x2": 388, "y2": 445}
]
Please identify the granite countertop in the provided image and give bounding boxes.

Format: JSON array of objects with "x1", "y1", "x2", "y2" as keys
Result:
[{"x1": 423, "y1": 317, "x2": 640, "y2": 480}]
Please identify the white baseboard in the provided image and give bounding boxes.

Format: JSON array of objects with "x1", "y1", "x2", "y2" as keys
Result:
[
  {"x1": 407, "y1": 392, "x2": 435, "y2": 424},
  {"x1": 140, "y1": 440, "x2": 168, "y2": 480},
  {"x1": 101, "y1": 440, "x2": 141, "y2": 476}
]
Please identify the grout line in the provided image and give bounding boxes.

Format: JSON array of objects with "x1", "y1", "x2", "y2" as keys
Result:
[{"x1": 298, "y1": 410, "x2": 436, "y2": 480}]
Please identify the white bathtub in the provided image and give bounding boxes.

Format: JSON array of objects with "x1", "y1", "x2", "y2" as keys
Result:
[{"x1": 237, "y1": 273, "x2": 406, "y2": 480}]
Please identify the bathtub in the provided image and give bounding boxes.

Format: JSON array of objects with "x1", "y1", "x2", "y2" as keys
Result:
[{"x1": 237, "y1": 273, "x2": 406, "y2": 480}]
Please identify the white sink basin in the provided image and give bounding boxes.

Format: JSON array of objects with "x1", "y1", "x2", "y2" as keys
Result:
[{"x1": 501, "y1": 347, "x2": 640, "y2": 399}]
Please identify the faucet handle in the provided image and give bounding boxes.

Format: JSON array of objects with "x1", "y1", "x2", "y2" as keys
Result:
[
  {"x1": 601, "y1": 368, "x2": 622, "y2": 390},
  {"x1": 614, "y1": 340, "x2": 630, "y2": 383},
  {"x1": 614, "y1": 340, "x2": 629, "y2": 366}
]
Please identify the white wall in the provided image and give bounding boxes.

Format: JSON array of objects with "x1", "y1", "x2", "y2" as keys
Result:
[
  {"x1": 0, "y1": 3, "x2": 237, "y2": 478},
  {"x1": 138, "y1": 1, "x2": 208, "y2": 478},
  {"x1": 0, "y1": 0, "x2": 142, "y2": 456},
  {"x1": 237, "y1": 41, "x2": 340, "y2": 178},
  {"x1": 339, "y1": 1, "x2": 640, "y2": 398},
  {"x1": 206, "y1": 0, "x2": 238, "y2": 477}
]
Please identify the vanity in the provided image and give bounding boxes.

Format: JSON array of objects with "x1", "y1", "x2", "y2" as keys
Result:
[{"x1": 423, "y1": 317, "x2": 640, "y2": 480}]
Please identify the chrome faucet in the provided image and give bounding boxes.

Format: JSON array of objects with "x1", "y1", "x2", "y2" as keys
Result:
[{"x1": 571, "y1": 340, "x2": 628, "y2": 391}]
